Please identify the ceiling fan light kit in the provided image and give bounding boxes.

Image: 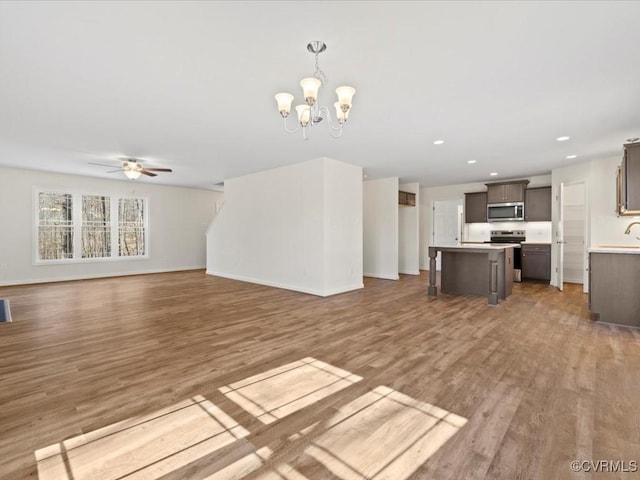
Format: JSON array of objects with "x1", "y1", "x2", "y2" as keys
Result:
[
  {"x1": 124, "y1": 161, "x2": 142, "y2": 180},
  {"x1": 275, "y1": 41, "x2": 356, "y2": 140},
  {"x1": 90, "y1": 159, "x2": 173, "y2": 180}
]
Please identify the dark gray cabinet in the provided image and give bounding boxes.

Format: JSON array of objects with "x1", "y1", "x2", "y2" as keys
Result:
[
  {"x1": 464, "y1": 192, "x2": 487, "y2": 223},
  {"x1": 590, "y1": 252, "x2": 640, "y2": 327},
  {"x1": 617, "y1": 142, "x2": 640, "y2": 215},
  {"x1": 486, "y1": 180, "x2": 529, "y2": 203},
  {"x1": 525, "y1": 186, "x2": 552, "y2": 221},
  {"x1": 522, "y1": 243, "x2": 551, "y2": 281},
  {"x1": 398, "y1": 191, "x2": 416, "y2": 206}
]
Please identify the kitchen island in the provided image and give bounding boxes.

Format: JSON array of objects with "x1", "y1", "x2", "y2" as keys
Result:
[{"x1": 428, "y1": 244, "x2": 515, "y2": 305}]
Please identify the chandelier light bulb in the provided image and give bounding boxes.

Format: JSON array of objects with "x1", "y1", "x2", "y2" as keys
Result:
[
  {"x1": 275, "y1": 93, "x2": 294, "y2": 117},
  {"x1": 335, "y1": 86, "x2": 356, "y2": 110},
  {"x1": 300, "y1": 77, "x2": 321, "y2": 106},
  {"x1": 334, "y1": 102, "x2": 349, "y2": 124},
  {"x1": 295, "y1": 105, "x2": 311, "y2": 127}
]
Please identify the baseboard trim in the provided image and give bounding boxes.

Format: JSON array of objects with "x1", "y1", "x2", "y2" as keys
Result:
[
  {"x1": 363, "y1": 272, "x2": 400, "y2": 280},
  {"x1": 399, "y1": 270, "x2": 420, "y2": 275},
  {"x1": 206, "y1": 270, "x2": 363, "y2": 297}
]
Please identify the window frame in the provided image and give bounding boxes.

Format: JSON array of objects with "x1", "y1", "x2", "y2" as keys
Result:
[{"x1": 33, "y1": 188, "x2": 150, "y2": 265}]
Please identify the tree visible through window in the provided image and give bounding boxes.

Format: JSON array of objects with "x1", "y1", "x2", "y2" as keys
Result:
[
  {"x1": 119, "y1": 198, "x2": 146, "y2": 257},
  {"x1": 38, "y1": 193, "x2": 74, "y2": 260},
  {"x1": 82, "y1": 195, "x2": 111, "y2": 258}
]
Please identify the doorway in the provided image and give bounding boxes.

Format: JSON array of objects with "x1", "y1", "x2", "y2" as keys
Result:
[
  {"x1": 562, "y1": 183, "x2": 586, "y2": 287},
  {"x1": 433, "y1": 199, "x2": 463, "y2": 270}
]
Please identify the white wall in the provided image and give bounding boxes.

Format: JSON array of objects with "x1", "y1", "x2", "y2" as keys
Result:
[
  {"x1": 399, "y1": 182, "x2": 420, "y2": 275},
  {"x1": 0, "y1": 166, "x2": 221, "y2": 286},
  {"x1": 363, "y1": 177, "x2": 399, "y2": 280},
  {"x1": 323, "y1": 159, "x2": 364, "y2": 294},
  {"x1": 587, "y1": 156, "x2": 639, "y2": 246},
  {"x1": 419, "y1": 175, "x2": 552, "y2": 269},
  {"x1": 206, "y1": 157, "x2": 363, "y2": 297}
]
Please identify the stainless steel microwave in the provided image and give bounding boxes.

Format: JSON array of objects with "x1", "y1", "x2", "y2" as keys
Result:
[{"x1": 487, "y1": 202, "x2": 525, "y2": 222}]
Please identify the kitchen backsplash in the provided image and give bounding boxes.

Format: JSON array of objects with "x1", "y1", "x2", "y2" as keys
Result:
[{"x1": 465, "y1": 221, "x2": 552, "y2": 243}]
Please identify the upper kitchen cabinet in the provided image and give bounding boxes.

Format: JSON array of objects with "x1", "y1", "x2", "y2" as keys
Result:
[
  {"x1": 486, "y1": 180, "x2": 529, "y2": 203},
  {"x1": 464, "y1": 192, "x2": 487, "y2": 223},
  {"x1": 525, "y1": 186, "x2": 552, "y2": 221},
  {"x1": 399, "y1": 191, "x2": 416, "y2": 206},
  {"x1": 617, "y1": 142, "x2": 640, "y2": 215}
]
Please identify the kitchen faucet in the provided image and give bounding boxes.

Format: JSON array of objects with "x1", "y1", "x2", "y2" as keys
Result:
[{"x1": 624, "y1": 221, "x2": 640, "y2": 239}]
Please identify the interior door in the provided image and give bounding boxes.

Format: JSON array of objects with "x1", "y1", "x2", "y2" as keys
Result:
[
  {"x1": 556, "y1": 182, "x2": 565, "y2": 291},
  {"x1": 433, "y1": 199, "x2": 462, "y2": 270}
]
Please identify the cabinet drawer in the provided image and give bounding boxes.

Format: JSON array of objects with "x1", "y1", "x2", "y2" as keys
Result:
[{"x1": 522, "y1": 244, "x2": 551, "y2": 253}]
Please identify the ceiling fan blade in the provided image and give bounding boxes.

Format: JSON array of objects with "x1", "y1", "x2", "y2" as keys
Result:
[
  {"x1": 89, "y1": 162, "x2": 120, "y2": 168},
  {"x1": 140, "y1": 170, "x2": 158, "y2": 177},
  {"x1": 144, "y1": 168, "x2": 173, "y2": 172},
  {"x1": 107, "y1": 169, "x2": 124, "y2": 173}
]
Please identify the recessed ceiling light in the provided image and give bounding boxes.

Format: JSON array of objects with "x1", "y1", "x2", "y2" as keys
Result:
[
  {"x1": 433, "y1": 140, "x2": 444, "y2": 145},
  {"x1": 467, "y1": 160, "x2": 477, "y2": 164},
  {"x1": 556, "y1": 136, "x2": 570, "y2": 142},
  {"x1": 566, "y1": 154, "x2": 577, "y2": 159},
  {"x1": 490, "y1": 172, "x2": 498, "y2": 176}
]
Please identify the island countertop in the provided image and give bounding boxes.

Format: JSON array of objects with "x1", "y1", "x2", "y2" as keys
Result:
[
  {"x1": 432, "y1": 243, "x2": 516, "y2": 251},
  {"x1": 588, "y1": 246, "x2": 640, "y2": 254}
]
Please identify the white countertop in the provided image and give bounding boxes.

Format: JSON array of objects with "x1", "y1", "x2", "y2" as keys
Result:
[
  {"x1": 589, "y1": 246, "x2": 640, "y2": 254},
  {"x1": 521, "y1": 241, "x2": 551, "y2": 245},
  {"x1": 432, "y1": 243, "x2": 516, "y2": 250}
]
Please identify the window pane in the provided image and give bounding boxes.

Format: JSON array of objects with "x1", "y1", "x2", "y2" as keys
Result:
[
  {"x1": 118, "y1": 198, "x2": 146, "y2": 257},
  {"x1": 38, "y1": 193, "x2": 73, "y2": 260},
  {"x1": 82, "y1": 195, "x2": 111, "y2": 258}
]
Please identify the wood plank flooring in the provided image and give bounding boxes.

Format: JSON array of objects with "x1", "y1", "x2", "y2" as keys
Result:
[{"x1": 0, "y1": 271, "x2": 638, "y2": 479}]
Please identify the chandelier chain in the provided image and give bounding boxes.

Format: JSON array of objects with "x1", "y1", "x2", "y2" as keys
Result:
[{"x1": 313, "y1": 52, "x2": 327, "y2": 86}]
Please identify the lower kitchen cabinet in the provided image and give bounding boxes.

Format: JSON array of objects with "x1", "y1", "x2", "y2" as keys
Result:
[
  {"x1": 522, "y1": 243, "x2": 551, "y2": 281},
  {"x1": 589, "y1": 252, "x2": 640, "y2": 327}
]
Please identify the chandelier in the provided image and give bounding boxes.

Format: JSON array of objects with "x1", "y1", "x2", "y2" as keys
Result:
[{"x1": 275, "y1": 41, "x2": 356, "y2": 140}]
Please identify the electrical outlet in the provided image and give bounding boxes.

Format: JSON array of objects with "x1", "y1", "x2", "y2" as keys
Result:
[{"x1": 0, "y1": 264, "x2": 7, "y2": 270}]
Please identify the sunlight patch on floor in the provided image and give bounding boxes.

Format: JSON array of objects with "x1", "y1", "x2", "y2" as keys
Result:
[
  {"x1": 35, "y1": 395, "x2": 248, "y2": 480},
  {"x1": 301, "y1": 386, "x2": 467, "y2": 479},
  {"x1": 219, "y1": 357, "x2": 362, "y2": 424},
  {"x1": 206, "y1": 386, "x2": 466, "y2": 480}
]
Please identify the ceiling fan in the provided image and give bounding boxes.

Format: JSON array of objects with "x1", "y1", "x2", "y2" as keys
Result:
[{"x1": 90, "y1": 159, "x2": 173, "y2": 180}]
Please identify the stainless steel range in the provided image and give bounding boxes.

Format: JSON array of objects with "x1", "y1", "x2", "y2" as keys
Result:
[{"x1": 486, "y1": 230, "x2": 526, "y2": 282}]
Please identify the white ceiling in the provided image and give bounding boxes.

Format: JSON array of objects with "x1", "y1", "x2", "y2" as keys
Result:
[{"x1": 1, "y1": 1, "x2": 639, "y2": 189}]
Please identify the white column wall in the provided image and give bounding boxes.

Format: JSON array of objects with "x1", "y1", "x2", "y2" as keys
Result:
[
  {"x1": 323, "y1": 159, "x2": 364, "y2": 295},
  {"x1": 363, "y1": 177, "x2": 399, "y2": 280},
  {"x1": 399, "y1": 182, "x2": 420, "y2": 275}
]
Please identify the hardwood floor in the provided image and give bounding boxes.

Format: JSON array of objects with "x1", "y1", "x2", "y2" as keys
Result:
[{"x1": 0, "y1": 271, "x2": 638, "y2": 479}]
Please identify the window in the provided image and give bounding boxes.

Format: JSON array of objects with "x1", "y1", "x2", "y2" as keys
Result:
[
  {"x1": 35, "y1": 191, "x2": 148, "y2": 263},
  {"x1": 118, "y1": 198, "x2": 145, "y2": 257},
  {"x1": 82, "y1": 195, "x2": 111, "y2": 258},
  {"x1": 38, "y1": 193, "x2": 74, "y2": 260}
]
